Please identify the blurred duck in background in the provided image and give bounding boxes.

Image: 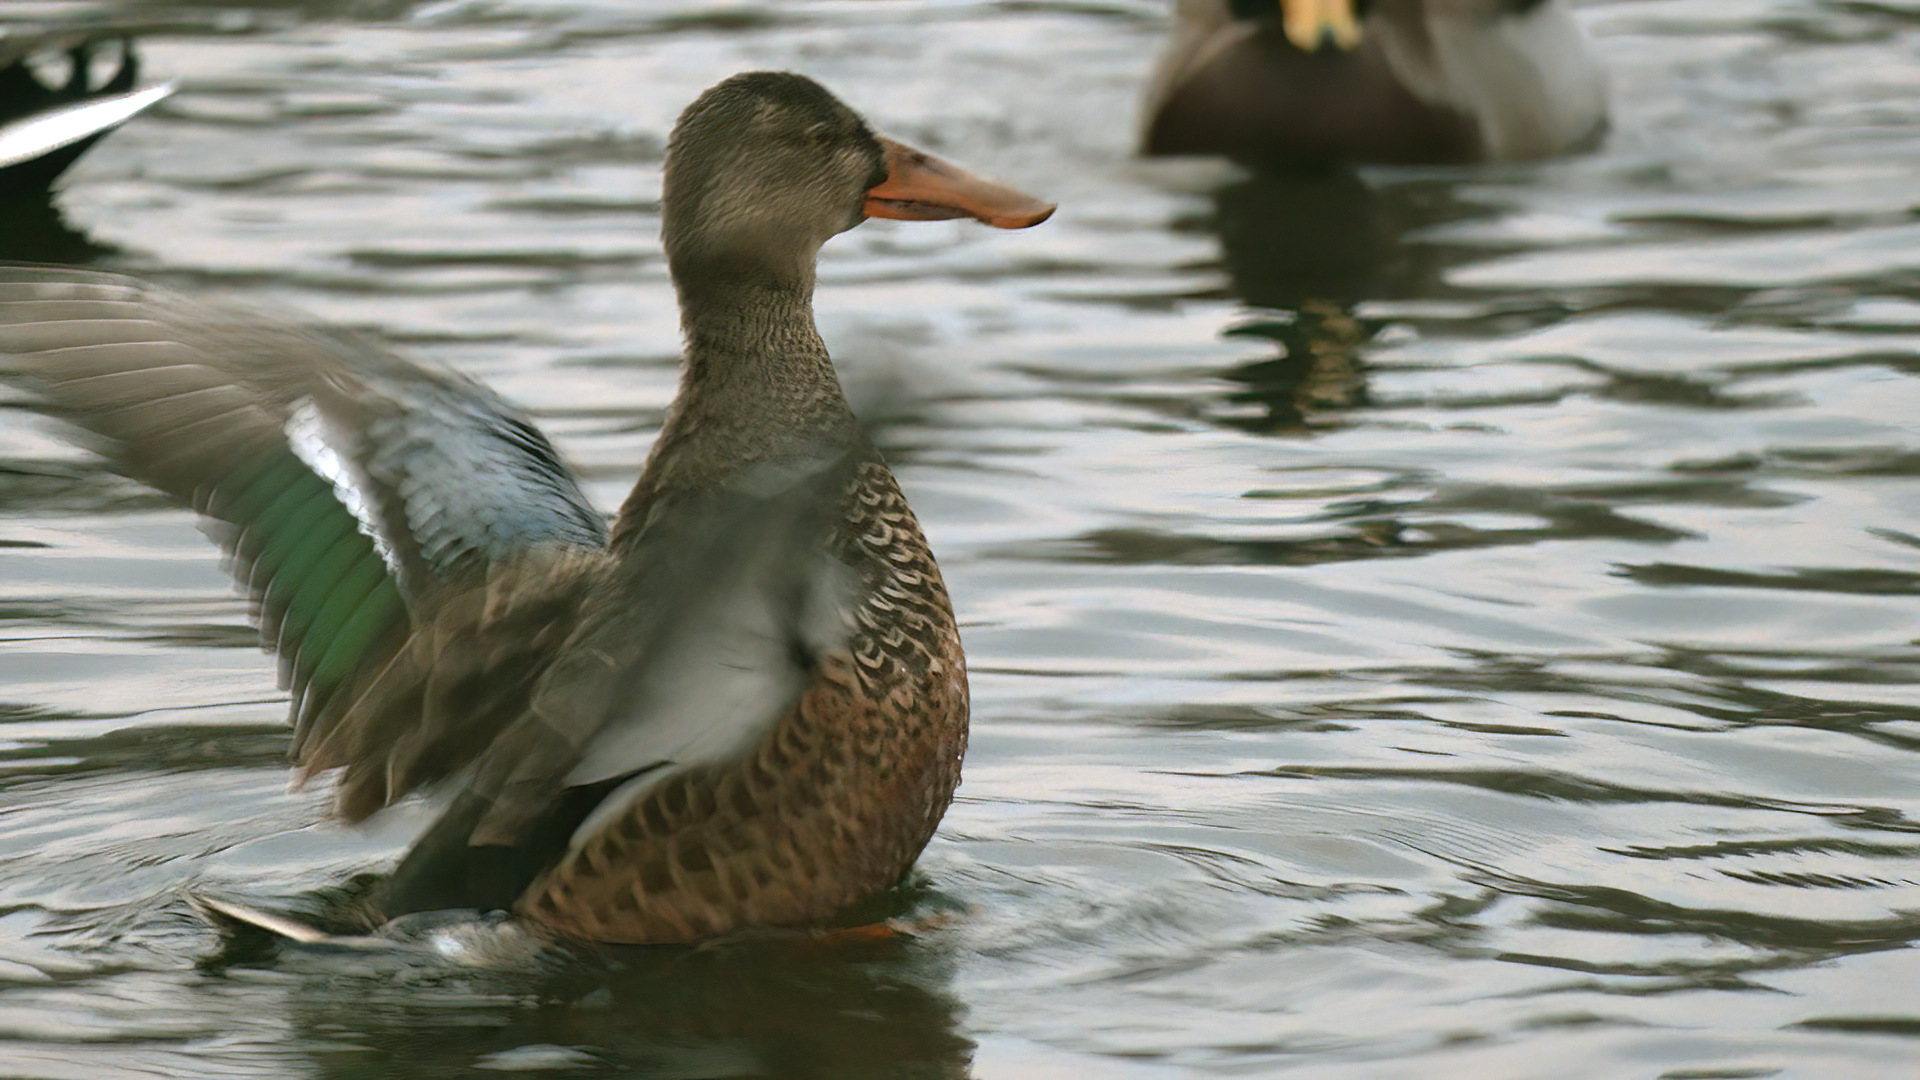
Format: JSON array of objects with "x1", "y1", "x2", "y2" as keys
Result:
[
  {"x1": 1142, "y1": 0, "x2": 1607, "y2": 165},
  {"x1": 0, "y1": 32, "x2": 172, "y2": 198}
]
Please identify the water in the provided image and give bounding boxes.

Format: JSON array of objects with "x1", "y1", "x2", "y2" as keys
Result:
[{"x1": 3, "y1": 0, "x2": 1919, "y2": 1076}]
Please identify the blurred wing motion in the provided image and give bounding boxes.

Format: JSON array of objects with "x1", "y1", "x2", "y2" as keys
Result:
[
  {"x1": 0, "y1": 267, "x2": 607, "y2": 814},
  {"x1": 0, "y1": 267, "x2": 860, "y2": 917}
]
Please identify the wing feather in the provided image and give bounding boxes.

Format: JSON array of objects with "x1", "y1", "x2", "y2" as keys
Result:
[
  {"x1": 375, "y1": 449, "x2": 862, "y2": 915},
  {"x1": 0, "y1": 268, "x2": 608, "y2": 816}
]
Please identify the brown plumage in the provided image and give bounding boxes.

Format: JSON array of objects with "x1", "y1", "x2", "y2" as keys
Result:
[{"x1": 0, "y1": 71, "x2": 1050, "y2": 944}]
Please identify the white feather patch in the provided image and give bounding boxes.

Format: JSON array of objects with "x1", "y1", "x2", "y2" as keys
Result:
[{"x1": 0, "y1": 83, "x2": 174, "y2": 169}]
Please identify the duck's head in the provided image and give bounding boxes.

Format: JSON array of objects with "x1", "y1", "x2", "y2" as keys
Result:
[{"x1": 662, "y1": 71, "x2": 1053, "y2": 278}]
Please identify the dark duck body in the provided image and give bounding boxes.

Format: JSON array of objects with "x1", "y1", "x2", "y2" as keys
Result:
[
  {"x1": 1142, "y1": 0, "x2": 1607, "y2": 166},
  {"x1": 0, "y1": 71, "x2": 1053, "y2": 944}
]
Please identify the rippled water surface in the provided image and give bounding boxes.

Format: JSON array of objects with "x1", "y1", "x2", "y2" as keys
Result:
[{"x1": 4, "y1": 0, "x2": 1920, "y2": 1076}]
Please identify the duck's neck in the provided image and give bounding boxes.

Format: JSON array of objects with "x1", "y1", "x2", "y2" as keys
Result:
[{"x1": 615, "y1": 254, "x2": 858, "y2": 543}]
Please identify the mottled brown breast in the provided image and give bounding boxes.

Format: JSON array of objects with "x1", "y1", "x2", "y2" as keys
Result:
[{"x1": 519, "y1": 458, "x2": 969, "y2": 943}]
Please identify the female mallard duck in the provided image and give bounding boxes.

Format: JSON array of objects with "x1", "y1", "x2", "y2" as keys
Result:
[
  {"x1": 0, "y1": 33, "x2": 172, "y2": 196},
  {"x1": 1142, "y1": 0, "x2": 1608, "y2": 165},
  {"x1": 0, "y1": 71, "x2": 1052, "y2": 944}
]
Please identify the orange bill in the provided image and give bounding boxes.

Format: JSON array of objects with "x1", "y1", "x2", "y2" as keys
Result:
[
  {"x1": 864, "y1": 136, "x2": 1055, "y2": 230},
  {"x1": 1282, "y1": 0, "x2": 1363, "y2": 53}
]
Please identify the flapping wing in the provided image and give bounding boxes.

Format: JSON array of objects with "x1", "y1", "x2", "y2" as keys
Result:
[
  {"x1": 376, "y1": 449, "x2": 861, "y2": 917},
  {"x1": 0, "y1": 267, "x2": 608, "y2": 813}
]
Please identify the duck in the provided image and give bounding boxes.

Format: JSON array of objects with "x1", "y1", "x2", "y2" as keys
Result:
[
  {"x1": 1141, "y1": 0, "x2": 1608, "y2": 166},
  {"x1": 0, "y1": 33, "x2": 173, "y2": 197},
  {"x1": 0, "y1": 71, "x2": 1053, "y2": 945}
]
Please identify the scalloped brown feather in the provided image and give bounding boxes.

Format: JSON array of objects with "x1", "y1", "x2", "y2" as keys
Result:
[{"x1": 522, "y1": 463, "x2": 969, "y2": 943}]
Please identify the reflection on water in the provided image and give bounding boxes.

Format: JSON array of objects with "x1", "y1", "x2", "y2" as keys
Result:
[
  {"x1": 1217, "y1": 300, "x2": 1372, "y2": 435},
  {"x1": 303, "y1": 945, "x2": 974, "y2": 1080},
  {"x1": 191, "y1": 919, "x2": 973, "y2": 1080},
  {"x1": 1200, "y1": 170, "x2": 1477, "y2": 434},
  {"x1": 3, "y1": 0, "x2": 1920, "y2": 1077}
]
